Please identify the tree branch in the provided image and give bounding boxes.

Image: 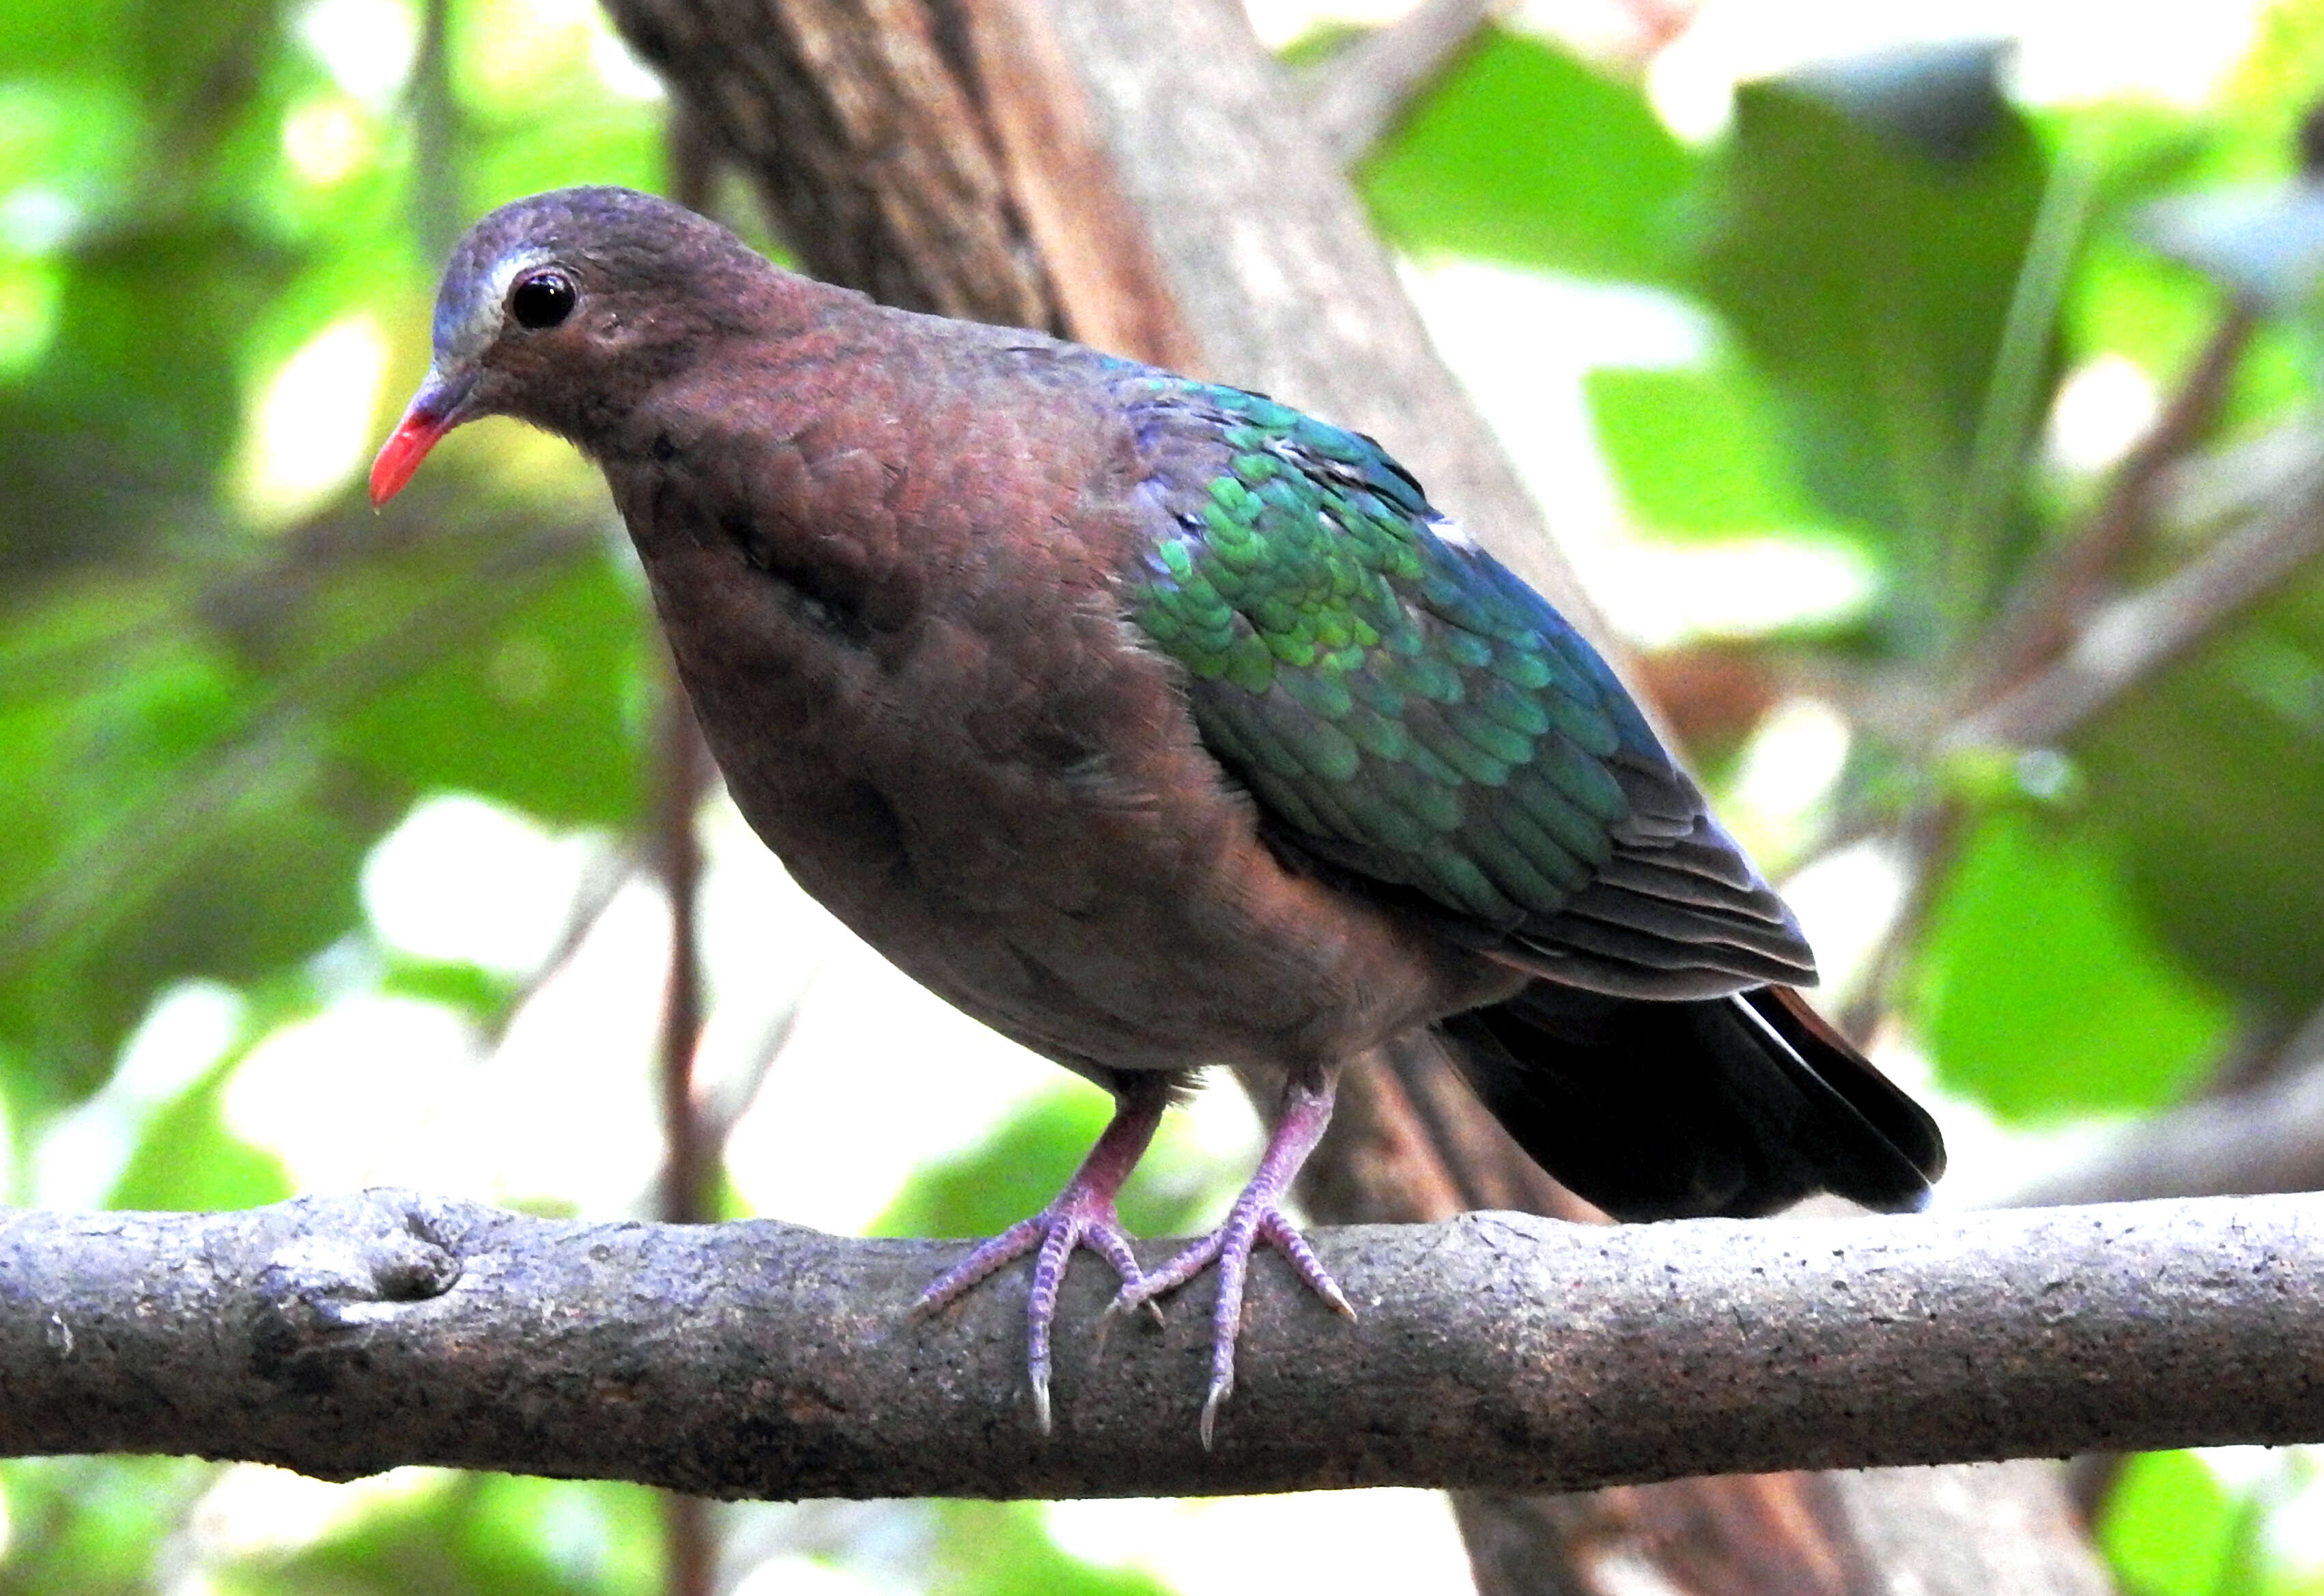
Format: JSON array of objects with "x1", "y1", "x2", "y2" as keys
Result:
[
  {"x1": 1946, "y1": 448, "x2": 2324, "y2": 750},
  {"x1": 1968, "y1": 302, "x2": 2258, "y2": 704},
  {"x1": 9, "y1": 1189, "x2": 2324, "y2": 1497},
  {"x1": 652, "y1": 656, "x2": 714, "y2": 1231},
  {"x1": 604, "y1": 0, "x2": 1057, "y2": 327},
  {"x1": 651, "y1": 655, "x2": 715, "y2": 1596},
  {"x1": 1299, "y1": 0, "x2": 1497, "y2": 169}
]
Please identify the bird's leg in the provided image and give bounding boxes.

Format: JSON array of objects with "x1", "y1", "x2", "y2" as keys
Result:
[
  {"x1": 911, "y1": 1074, "x2": 1171, "y2": 1433},
  {"x1": 1111, "y1": 1068, "x2": 1353, "y2": 1448}
]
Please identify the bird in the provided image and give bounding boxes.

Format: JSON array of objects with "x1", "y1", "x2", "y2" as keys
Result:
[{"x1": 372, "y1": 185, "x2": 1944, "y2": 1445}]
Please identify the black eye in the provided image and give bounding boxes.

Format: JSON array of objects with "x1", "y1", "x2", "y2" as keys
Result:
[{"x1": 509, "y1": 270, "x2": 576, "y2": 330}]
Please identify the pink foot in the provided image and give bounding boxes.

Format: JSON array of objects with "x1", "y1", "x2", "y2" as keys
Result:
[
  {"x1": 912, "y1": 1080, "x2": 1168, "y2": 1432},
  {"x1": 1110, "y1": 1074, "x2": 1352, "y2": 1448}
]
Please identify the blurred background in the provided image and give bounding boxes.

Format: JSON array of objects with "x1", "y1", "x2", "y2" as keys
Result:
[{"x1": 4, "y1": 0, "x2": 2323, "y2": 1590}]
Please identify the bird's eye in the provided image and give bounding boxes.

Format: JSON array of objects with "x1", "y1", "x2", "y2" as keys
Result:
[{"x1": 509, "y1": 270, "x2": 577, "y2": 330}]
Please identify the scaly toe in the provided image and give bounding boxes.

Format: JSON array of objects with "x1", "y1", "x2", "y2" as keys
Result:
[
  {"x1": 912, "y1": 1215, "x2": 1047, "y2": 1317},
  {"x1": 1260, "y1": 1210, "x2": 1355, "y2": 1318}
]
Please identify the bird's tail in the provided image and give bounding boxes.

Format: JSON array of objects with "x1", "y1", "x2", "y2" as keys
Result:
[{"x1": 1434, "y1": 983, "x2": 1944, "y2": 1222}]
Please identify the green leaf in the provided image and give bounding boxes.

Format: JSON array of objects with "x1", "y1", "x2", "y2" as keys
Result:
[
  {"x1": 2079, "y1": 573, "x2": 2324, "y2": 1012},
  {"x1": 931, "y1": 1502, "x2": 1175, "y2": 1596},
  {"x1": 1585, "y1": 355, "x2": 1822, "y2": 539},
  {"x1": 2101, "y1": 1452, "x2": 2238, "y2": 1596},
  {"x1": 1911, "y1": 806, "x2": 2233, "y2": 1120},
  {"x1": 109, "y1": 1049, "x2": 294, "y2": 1212},
  {"x1": 0, "y1": 607, "x2": 377, "y2": 1105},
  {"x1": 330, "y1": 541, "x2": 651, "y2": 828},
  {"x1": 1688, "y1": 48, "x2": 2051, "y2": 657},
  {"x1": 1360, "y1": 28, "x2": 1693, "y2": 281},
  {"x1": 0, "y1": 218, "x2": 296, "y2": 579},
  {"x1": 457, "y1": 0, "x2": 666, "y2": 219},
  {"x1": 0, "y1": 1455, "x2": 217, "y2": 1593},
  {"x1": 218, "y1": 1472, "x2": 662, "y2": 1596},
  {"x1": 457, "y1": 1475, "x2": 662, "y2": 1596},
  {"x1": 380, "y1": 954, "x2": 524, "y2": 1026}
]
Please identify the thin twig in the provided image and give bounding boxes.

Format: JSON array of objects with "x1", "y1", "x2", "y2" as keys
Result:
[
  {"x1": 651, "y1": 657, "x2": 715, "y2": 1596},
  {"x1": 1791, "y1": 304, "x2": 2271, "y2": 1038},
  {"x1": 1970, "y1": 300, "x2": 2258, "y2": 705},
  {"x1": 483, "y1": 846, "x2": 638, "y2": 1046},
  {"x1": 1852, "y1": 457, "x2": 2324, "y2": 1021},
  {"x1": 653, "y1": 659, "x2": 713, "y2": 1231},
  {"x1": 1834, "y1": 800, "x2": 1961, "y2": 1046},
  {"x1": 697, "y1": 997, "x2": 804, "y2": 1155},
  {"x1": 1947, "y1": 453, "x2": 2324, "y2": 750}
]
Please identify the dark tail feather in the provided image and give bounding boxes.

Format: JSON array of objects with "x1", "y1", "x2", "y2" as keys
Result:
[{"x1": 1435, "y1": 982, "x2": 1944, "y2": 1222}]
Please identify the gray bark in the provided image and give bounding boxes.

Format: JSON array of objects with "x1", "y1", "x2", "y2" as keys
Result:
[{"x1": 5, "y1": 1188, "x2": 2321, "y2": 1501}]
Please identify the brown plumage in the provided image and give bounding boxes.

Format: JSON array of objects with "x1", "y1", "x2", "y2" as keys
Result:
[{"x1": 374, "y1": 186, "x2": 1943, "y2": 1443}]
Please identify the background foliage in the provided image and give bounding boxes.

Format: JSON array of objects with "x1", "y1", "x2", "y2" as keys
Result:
[{"x1": 5, "y1": 0, "x2": 2324, "y2": 1590}]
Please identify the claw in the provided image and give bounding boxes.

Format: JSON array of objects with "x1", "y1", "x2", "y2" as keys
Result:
[{"x1": 1200, "y1": 1374, "x2": 1231, "y2": 1452}]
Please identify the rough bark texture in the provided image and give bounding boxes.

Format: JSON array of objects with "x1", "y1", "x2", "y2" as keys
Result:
[
  {"x1": 587, "y1": 0, "x2": 2112, "y2": 1587},
  {"x1": 605, "y1": 0, "x2": 1055, "y2": 326},
  {"x1": 4, "y1": 1190, "x2": 2323, "y2": 1500}
]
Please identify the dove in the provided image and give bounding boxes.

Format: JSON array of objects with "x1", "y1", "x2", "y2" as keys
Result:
[{"x1": 373, "y1": 186, "x2": 1943, "y2": 1443}]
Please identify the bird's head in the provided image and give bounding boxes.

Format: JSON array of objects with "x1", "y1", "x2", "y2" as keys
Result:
[{"x1": 370, "y1": 186, "x2": 770, "y2": 507}]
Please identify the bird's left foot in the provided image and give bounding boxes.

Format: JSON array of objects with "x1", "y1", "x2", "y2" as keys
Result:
[
  {"x1": 1111, "y1": 1186, "x2": 1352, "y2": 1447},
  {"x1": 1108, "y1": 1075, "x2": 1351, "y2": 1448}
]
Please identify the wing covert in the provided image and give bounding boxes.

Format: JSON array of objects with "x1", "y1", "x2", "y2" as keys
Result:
[{"x1": 1117, "y1": 375, "x2": 1813, "y2": 1000}]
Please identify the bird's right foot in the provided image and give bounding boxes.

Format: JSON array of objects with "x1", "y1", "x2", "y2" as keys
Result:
[
  {"x1": 913, "y1": 1186, "x2": 1150, "y2": 1434},
  {"x1": 910, "y1": 1081, "x2": 1172, "y2": 1433}
]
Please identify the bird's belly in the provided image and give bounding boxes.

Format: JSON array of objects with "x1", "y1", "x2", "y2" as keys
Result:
[
  {"x1": 728, "y1": 762, "x2": 1497, "y2": 1081},
  {"x1": 653, "y1": 549, "x2": 1511, "y2": 1081}
]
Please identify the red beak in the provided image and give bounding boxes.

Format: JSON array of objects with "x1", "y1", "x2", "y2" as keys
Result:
[{"x1": 369, "y1": 369, "x2": 476, "y2": 507}]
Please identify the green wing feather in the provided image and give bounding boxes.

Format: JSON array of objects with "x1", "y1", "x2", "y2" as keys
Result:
[{"x1": 1118, "y1": 376, "x2": 1814, "y2": 999}]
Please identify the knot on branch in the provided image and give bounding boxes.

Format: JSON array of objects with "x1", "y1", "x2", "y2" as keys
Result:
[{"x1": 248, "y1": 1191, "x2": 462, "y2": 1387}]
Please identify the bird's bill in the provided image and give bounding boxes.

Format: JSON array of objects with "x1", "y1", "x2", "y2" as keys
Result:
[{"x1": 369, "y1": 369, "x2": 477, "y2": 507}]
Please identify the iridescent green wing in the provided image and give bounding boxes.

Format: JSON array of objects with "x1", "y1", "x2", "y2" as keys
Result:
[{"x1": 1118, "y1": 377, "x2": 1814, "y2": 999}]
